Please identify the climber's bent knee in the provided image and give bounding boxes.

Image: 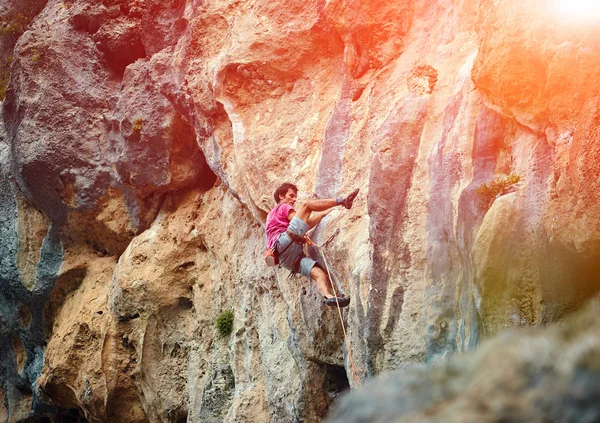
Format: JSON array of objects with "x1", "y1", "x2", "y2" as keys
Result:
[{"x1": 295, "y1": 202, "x2": 311, "y2": 223}]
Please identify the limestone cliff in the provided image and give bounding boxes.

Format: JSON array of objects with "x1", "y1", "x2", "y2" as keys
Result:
[{"x1": 1, "y1": 0, "x2": 600, "y2": 421}]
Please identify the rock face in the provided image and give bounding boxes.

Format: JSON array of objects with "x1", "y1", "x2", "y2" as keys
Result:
[{"x1": 1, "y1": 0, "x2": 600, "y2": 421}]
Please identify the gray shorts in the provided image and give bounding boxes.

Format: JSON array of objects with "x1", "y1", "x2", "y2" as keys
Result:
[{"x1": 276, "y1": 217, "x2": 317, "y2": 278}]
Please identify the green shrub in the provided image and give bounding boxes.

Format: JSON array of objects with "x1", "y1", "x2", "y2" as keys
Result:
[
  {"x1": 132, "y1": 118, "x2": 143, "y2": 132},
  {"x1": 477, "y1": 174, "x2": 520, "y2": 205},
  {"x1": 0, "y1": 55, "x2": 12, "y2": 101},
  {"x1": 0, "y1": 0, "x2": 45, "y2": 38},
  {"x1": 0, "y1": 12, "x2": 30, "y2": 37},
  {"x1": 216, "y1": 310, "x2": 234, "y2": 337},
  {"x1": 31, "y1": 48, "x2": 40, "y2": 62}
]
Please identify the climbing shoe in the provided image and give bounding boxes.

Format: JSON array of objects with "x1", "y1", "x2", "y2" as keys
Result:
[
  {"x1": 324, "y1": 296, "x2": 350, "y2": 308},
  {"x1": 343, "y1": 188, "x2": 359, "y2": 209}
]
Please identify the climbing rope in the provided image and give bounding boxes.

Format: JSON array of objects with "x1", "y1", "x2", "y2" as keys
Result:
[{"x1": 305, "y1": 235, "x2": 360, "y2": 387}]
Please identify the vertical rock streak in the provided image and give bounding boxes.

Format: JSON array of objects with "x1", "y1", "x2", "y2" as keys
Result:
[
  {"x1": 315, "y1": 76, "x2": 352, "y2": 199},
  {"x1": 454, "y1": 105, "x2": 506, "y2": 351},
  {"x1": 0, "y1": 134, "x2": 25, "y2": 416},
  {"x1": 366, "y1": 94, "x2": 429, "y2": 373},
  {"x1": 425, "y1": 90, "x2": 463, "y2": 361}
]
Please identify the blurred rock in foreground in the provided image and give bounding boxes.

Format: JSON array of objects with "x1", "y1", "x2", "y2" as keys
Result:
[{"x1": 327, "y1": 295, "x2": 600, "y2": 423}]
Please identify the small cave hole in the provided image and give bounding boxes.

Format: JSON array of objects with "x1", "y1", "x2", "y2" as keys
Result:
[
  {"x1": 193, "y1": 150, "x2": 218, "y2": 193},
  {"x1": 178, "y1": 297, "x2": 193, "y2": 310},
  {"x1": 324, "y1": 364, "x2": 350, "y2": 400},
  {"x1": 176, "y1": 261, "x2": 195, "y2": 272},
  {"x1": 71, "y1": 14, "x2": 101, "y2": 34},
  {"x1": 55, "y1": 407, "x2": 87, "y2": 423},
  {"x1": 118, "y1": 313, "x2": 140, "y2": 322},
  {"x1": 99, "y1": 36, "x2": 146, "y2": 78}
]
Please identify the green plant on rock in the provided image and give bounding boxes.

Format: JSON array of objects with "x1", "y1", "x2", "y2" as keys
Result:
[
  {"x1": 477, "y1": 174, "x2": 520, "y2": 205},
  {"x1": 0, "y1": 55, "x2": 13, "y2": 101},
  {"x1": 216, "y1": 310, "x2": 234, "y2": 337},
  {"x1": 0, "y1": 12, "x2": 30, "y2": 37},
  {"x1": 31, "y1": 48, "x2": 40, "y2": 62},
  {"x1": 0, "y1": 0, "x2": 45, "y2": 38},
  {"x1": 132, "y1": 118, "x2": 144, "y2": 132}
]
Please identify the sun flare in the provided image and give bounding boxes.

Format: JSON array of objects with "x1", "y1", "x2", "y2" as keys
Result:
[{"x1": 554, "y1": 0, "x2": 600, "y2": 22}]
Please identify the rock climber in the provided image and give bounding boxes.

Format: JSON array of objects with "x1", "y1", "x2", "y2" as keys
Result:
[{"x1": 265, "y1": 182, "x2": 359, "y2": 308}]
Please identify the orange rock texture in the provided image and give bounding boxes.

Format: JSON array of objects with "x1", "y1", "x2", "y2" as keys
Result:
[{"x1": 1, "y1": 0, "x2": 600, "y2": 421}]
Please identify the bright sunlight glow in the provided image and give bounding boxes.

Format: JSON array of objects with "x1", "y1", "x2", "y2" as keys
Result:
[{"x1": 554, "y1": 0, "x2": 600, "y2": 22}]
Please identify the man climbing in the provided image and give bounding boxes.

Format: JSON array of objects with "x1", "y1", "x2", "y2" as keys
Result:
[{"x1": 265, "y1": 182, "x2": 359, "y2": 308}]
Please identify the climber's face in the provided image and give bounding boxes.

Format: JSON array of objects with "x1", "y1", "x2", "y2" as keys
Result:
[{"x1": 279, "y1": 188, "x2": 297, "y2": 207}]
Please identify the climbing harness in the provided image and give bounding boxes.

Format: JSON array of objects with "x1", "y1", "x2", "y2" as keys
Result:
[
  {"x1": 285, "y1": 229, "x2": 308, "y2": 244},
  {"x1": 264, "y1": 230, "x2": 302, "y2": 267},
  {"x1": 304, "y1": 234, "x2": 360, "y2": 387}
]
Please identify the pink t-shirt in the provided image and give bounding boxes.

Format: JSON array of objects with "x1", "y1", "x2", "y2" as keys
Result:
[{"x1": 265, "y1": 203, "x2": 293, "y2": 248}]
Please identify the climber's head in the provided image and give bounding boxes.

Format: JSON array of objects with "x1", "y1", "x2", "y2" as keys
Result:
[{"x1": 274, "y1": 182, "x2": 298, "y2": 206}]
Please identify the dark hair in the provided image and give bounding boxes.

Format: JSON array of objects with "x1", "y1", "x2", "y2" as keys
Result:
[{"x1": 274, "y1": 182, "x2": 298, "y2": 203}]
